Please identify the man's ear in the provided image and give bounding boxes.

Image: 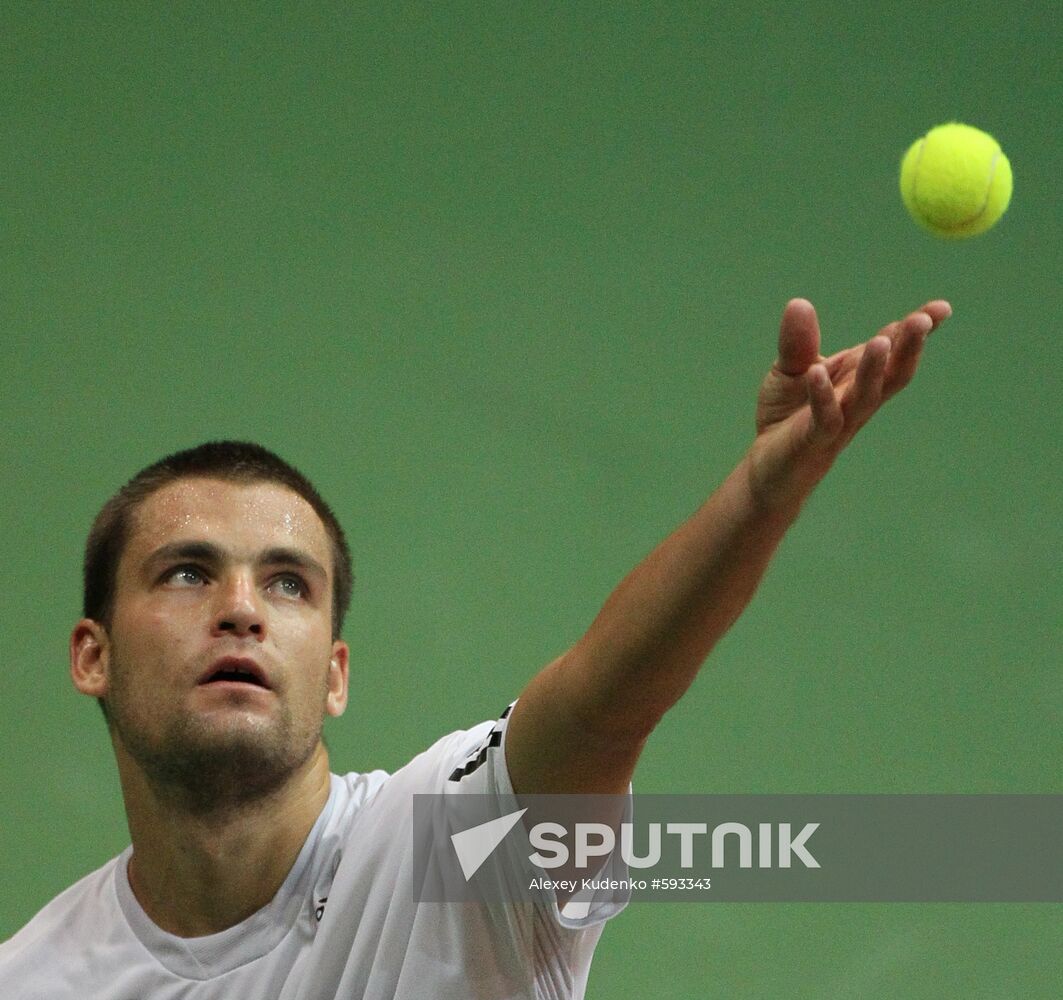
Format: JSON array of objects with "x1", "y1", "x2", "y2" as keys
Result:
[
  {"x1": 325, "y1": 641, "x2": 349, "y2": 718},
  {"x1": 71, "y1": 619, "x2": 110, "y2": 699}
]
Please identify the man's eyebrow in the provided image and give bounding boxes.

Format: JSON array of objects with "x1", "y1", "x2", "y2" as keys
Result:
[{"x1": 144, "y1": 540, "x2": 328, "y2": 582}]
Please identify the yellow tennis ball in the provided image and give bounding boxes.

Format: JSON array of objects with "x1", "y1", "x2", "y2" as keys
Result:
[{"x1": 899, "y1": 122, "x2": 1013, "y2": 239}]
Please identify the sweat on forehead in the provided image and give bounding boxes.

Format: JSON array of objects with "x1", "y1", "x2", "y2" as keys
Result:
[{"x1": 123, "y1": 478, "x2": 330, "y2": 572}]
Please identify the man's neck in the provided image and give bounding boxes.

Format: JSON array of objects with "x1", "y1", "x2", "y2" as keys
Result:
[{"x1": 120, "y1": 743, "x2": 333, "y2": 938}]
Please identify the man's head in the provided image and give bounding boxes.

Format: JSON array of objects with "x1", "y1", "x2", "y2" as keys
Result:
[{"x1": 70, "y1": 441, "x2": 353, "y2": 813}]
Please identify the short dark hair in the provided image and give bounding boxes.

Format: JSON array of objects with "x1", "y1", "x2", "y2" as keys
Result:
[{"x1": 83, "y1": 440, "x2": 354, "y2": 723}]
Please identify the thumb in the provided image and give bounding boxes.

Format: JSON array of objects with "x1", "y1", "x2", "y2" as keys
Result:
[{"x1": 775, "y1": 299, "x2": 822, "y2": 377}]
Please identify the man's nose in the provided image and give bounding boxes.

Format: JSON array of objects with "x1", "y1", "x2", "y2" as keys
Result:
[{"x1": 212, "y1": 572, "x2": 265, "y2": 637}]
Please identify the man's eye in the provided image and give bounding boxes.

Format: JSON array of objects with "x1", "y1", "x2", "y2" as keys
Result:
[
  {"x1": 273, "y1": 574, "x2": 307, "y2": 598},
  {"x1": 167, "y1": 565, "x2": 206, "y2": 585}
]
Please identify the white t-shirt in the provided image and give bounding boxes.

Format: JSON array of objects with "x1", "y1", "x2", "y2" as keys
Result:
[{"x1": 0, "y1": 702, "x2": 630, "y2": 999}]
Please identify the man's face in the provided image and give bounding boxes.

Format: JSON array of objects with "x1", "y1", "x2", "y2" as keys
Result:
[{"x1": 87, "y1": 476, "x2": 348, "y2": 811}]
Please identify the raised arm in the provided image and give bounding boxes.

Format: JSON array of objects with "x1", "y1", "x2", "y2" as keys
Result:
[{"x1": 506, "y1": 297, "x2": 952, "y2": 797}]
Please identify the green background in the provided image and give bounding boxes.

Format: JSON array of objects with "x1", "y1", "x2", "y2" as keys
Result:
[{"x1": 2, "y1": 2, "x2": 1060, "y2": 995}]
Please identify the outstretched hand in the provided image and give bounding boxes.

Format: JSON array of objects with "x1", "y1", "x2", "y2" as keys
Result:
[{"x1": 747, "y1": 297, "x2": 952, "y2": 513}]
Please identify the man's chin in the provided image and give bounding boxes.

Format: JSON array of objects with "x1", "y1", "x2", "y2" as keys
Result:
[{"x1": 119, "y1": 715, "x2": 320, "y2": 817}]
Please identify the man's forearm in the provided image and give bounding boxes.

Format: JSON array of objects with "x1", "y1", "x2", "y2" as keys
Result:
[{"x1": 569, "y1": 449, "x2": 807, "y2": 740}]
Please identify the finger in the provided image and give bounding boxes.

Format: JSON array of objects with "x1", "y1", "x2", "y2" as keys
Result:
[
  {"x1": 840, "y1": 335, "x2": 891, "y2": 427},
  {"x1": 826, "y1": 303, "x2": 947, "y2": 384},
  {"x1": 806, "y1": 363, "x2": 844, "y2": 444},
  {"x1": 774, "y1": 299, "x2": 822, "y2": 377},
  {"x1": 883, "y1": 312, "x2": 933, "y2": 401},
  {"x1": 919, "y1": 300, "x2": 953, "y2": 326},
  {"x1": 875, "y1": 303, "x2": 949, "y2": 348}
]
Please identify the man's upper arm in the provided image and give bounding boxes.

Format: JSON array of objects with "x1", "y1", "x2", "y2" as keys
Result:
[{"x1": 504, "y1": 648, "x2": 649, "y2": 797}]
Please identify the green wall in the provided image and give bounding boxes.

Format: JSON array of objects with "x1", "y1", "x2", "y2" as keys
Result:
[{"x1": 1, "y1": 2, "x2": 1059, "y2": 995}]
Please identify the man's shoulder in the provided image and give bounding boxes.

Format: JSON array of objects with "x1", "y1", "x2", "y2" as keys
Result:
[
  {"x1": 0, "y1": 855, "x2": 123, "y2": 988},
  {"x1": 327, "y1": 710, "x2": 510, "y2": 823},
  {"x1": 357, "y1": 712, "x2": 506, "y2": 792}
]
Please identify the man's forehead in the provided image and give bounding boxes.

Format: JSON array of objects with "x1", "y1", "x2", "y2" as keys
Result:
[{"x1": 127, "y1": 477, "x2": 329, "y2": 563}]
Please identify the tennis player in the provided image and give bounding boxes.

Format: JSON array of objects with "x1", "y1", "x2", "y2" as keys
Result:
[{"x1": 0, "y1": 298, "x2": 950, "y2": 998}]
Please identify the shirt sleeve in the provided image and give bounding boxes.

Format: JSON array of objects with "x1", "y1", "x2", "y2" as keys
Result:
[
  {"x1": 441, "y1": 699, "x2": 633, "y2": 931},
  {"x1": 325, "y1": 701, "x2": 631, "y2": 999}
]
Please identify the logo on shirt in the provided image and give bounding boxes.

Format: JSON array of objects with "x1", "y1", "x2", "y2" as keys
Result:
[{"x1": 314, "y1": 895, "x2": 328, "y2": 922}]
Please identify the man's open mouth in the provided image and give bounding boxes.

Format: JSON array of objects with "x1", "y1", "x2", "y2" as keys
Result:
[
  {"x1": 199, "y1": 657, "x2": 272, "y2": 689},
  {"x1": 203, "y1": 670, "x2": 268, "y2": 687}
]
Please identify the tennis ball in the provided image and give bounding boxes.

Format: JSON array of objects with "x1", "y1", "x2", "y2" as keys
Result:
[{"x1": 899, "y1": 122, "x2": 1013, "y2": 239}]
